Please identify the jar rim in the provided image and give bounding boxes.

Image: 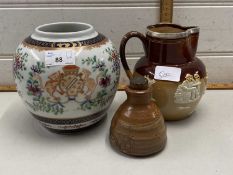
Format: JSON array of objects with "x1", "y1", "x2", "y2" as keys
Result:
[
  {"x1": 32, "y1": 22, "x2": 98, "y2": 42},
  {"x1": 146, "y1": 23, "x2": 199, "y2": 39}
]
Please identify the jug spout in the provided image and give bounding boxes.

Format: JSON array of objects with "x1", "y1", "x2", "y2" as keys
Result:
[
  {"x1": 187, "y1": 27, "x2": 200, "y2": 58},
  {"x1": 146, "y1": 24, "x2": 199, "y2": 65}
]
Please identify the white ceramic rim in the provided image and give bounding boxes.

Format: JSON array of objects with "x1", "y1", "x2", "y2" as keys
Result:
[{"x1": 31, "y1": 22, "x2": 98, "y2": 42}]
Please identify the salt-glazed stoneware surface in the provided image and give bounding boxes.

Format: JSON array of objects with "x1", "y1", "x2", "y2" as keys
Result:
[
  {"x1": 13, "y1": 22, "x2": 120, "y2": 133},
  {"x1": 120, "y1": 23, "x2": 207, "y2": 121},
  {"x1": 110, "y1": 77, "x2": 167, "y2": 156}
]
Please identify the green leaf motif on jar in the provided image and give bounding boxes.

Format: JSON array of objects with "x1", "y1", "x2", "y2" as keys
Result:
[
  {"x1": 26, "y1": 96, "x2": 64, "y2": 115},
  {"x1": 26, "y1": 61, "x2": 64, "y2": 115},
  {"x1": 104, "y1": 47, "x2": 120, "y2": 74},
  {"x1": 82, "y1": 55, "x2": 106, "y2": 72},
  {"x1": 81, "y1": 55, "x2": 115, "y2": 110},
  {"x1": 27, "y1": 62, "x2": 45, "y2": 97},
  {"x1": 105, "y1": 47, "x2": 118, "y2": 62},
  {"x1": 80, "y1": 89, "x2": 111, "y2": 111},
  {"x1": 81, "y1": 56, "x2": 111, "y2": 88},
  {"x1": 13, "y1": 48, "x2": 28, "y2": 81},
  {"x1": 104, "y1": 47, "x2": 120, "y2": 91}
]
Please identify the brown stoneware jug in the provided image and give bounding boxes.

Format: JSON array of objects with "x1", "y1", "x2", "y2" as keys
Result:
[
  {"x1": 120, "y1": 23, "x2": 207, "y2": 121},
  {"x1": 110, "y1": 76, "x2": 167, "y2": 156}
]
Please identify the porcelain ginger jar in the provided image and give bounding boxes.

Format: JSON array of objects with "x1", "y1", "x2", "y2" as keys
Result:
[{"x1": 13, "y1": 22, "x2": 120, "y2": 133}]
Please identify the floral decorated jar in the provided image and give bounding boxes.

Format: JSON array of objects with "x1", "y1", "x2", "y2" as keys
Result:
[{"x1": 13, "y1": 22, "x2": 120, "y2": 133}]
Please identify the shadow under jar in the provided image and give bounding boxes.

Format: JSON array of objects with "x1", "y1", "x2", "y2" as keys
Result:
[
  {"x1": 120, "y1": 23, "x2": 207, "y2": 121},
  {"x1": 13, "y1": 22, "x2": 120, "y2": 133}
]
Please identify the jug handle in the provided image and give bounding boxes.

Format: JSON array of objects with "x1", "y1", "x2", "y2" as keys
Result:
[{"x1": 120, "y1": 31, "x2": 147, "y2": 79}]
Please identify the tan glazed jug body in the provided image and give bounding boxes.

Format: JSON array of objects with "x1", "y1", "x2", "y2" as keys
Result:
[
  {"x1": 110, "y1": 77, "x2": 167, "y2": 156},
  {"x1": 120, "y1": 24, "x2": 207, "y2": 120}
]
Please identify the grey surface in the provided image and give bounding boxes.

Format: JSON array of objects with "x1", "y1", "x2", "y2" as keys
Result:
[{"x1": 0, "y1": 91, "x2": 232, "y2": 175}]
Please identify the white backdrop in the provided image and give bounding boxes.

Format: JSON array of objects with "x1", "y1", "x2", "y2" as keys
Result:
[{"x1": 0, "y1": 0, "x2": 232, "y2": 85}]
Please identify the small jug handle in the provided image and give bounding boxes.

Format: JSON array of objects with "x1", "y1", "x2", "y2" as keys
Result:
[{"x1": 120, "y1": 31, "x2": 147, "y2": 79}]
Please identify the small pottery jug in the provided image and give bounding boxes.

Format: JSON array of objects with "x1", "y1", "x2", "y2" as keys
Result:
[
  {"x1": 120, "y1": 23, "x2": 207, "y2": 121},
  {"x1": 13, "y1": 22, "x2": 120, "y2": 133},
  {"x1": 110, "y1": 76, "x2": 167, "y2": 156}
]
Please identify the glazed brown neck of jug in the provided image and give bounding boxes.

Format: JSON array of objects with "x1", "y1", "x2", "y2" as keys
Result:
[
  {"x1": 119, "y1": 23, "x2": 205, "y2": 80},
  {"x1": 146, "y1": 24, "x2": 199, "y2": 65}
]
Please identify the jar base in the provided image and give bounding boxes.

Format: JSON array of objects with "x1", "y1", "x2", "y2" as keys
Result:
[
  {"x1": 31, "y1": 111, "x2": 107, "y2": 134},
  {"x1": 164, "y1": 110, "x2": 194, "y2": 121},
  {"x1": 110, "y1": 135, "x2": 167, "y2": 157},
  {"x1": 43, "y1": 115, "x2": 107, "y2": 134}
]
